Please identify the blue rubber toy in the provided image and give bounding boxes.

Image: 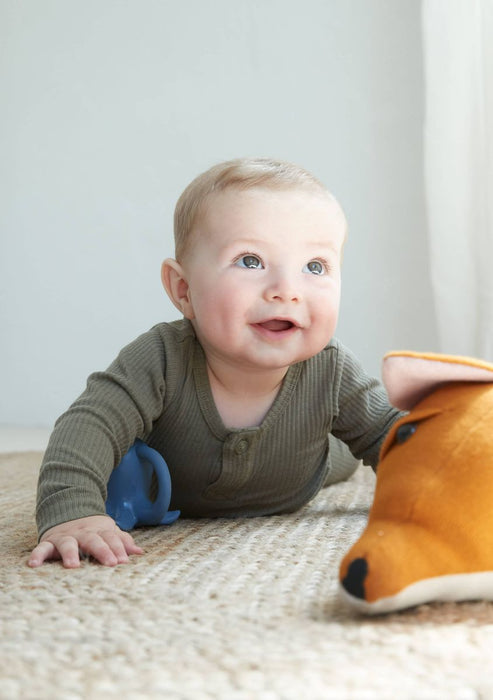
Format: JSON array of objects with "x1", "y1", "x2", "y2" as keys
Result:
[{"x1": 105, "y1": 440, "x2": 180, "y2": 531}]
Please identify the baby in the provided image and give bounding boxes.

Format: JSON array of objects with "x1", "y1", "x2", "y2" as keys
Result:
[{"x1": 29, "y1": 157, "x2": 402, "y2": 569}]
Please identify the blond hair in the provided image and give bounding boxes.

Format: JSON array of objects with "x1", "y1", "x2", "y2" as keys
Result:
[{"x1": 173, "y1": 157, "x2": 334, "y2": 261}]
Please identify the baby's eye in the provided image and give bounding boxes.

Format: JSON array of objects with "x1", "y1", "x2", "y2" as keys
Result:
[
  {"x1": 303, "y1": 260, "x2": 326, "y2": 275},
  {"x1": 235, "y1": 254, "x2": 264, "y2": 269}
]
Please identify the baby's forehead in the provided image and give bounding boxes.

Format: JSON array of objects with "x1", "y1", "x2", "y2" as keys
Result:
[
  {"x1": 201, "y1": 185, "x2": 344, "y2": 220},
  {"x1": 179, "y1": 186, "x2": 347, "y2": 264},
  {"x1": 192, "y1": 186, "x2": 347, "y2": 251}
]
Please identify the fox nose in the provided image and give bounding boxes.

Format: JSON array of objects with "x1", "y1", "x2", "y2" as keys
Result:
[{"x1": 341, "y1": 557, "x2": 368, "y2": 600}]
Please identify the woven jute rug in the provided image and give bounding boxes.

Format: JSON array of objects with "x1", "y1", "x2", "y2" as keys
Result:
[{"x1": 2, "y1": 452, "x2": 493, "y2": 700}]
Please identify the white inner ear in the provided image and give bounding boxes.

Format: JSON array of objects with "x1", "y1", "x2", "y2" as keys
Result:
[{"x1": 382, "y1": 355, "x2": 493, "y2": 410}]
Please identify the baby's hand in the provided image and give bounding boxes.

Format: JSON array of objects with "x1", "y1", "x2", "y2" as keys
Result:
[{"x1": 28, "y1": 515, "x2": 143, "y2": 569}]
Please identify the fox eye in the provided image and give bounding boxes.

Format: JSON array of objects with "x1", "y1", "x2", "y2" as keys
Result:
[
  {"x1": 236, "y1": 254, "x2": 263, "y2": 269},
  {"x1": 303, "y1": 260, "x2": 325, "y2": 275},
  {"x1": 395, "y1": 422, "x2": 418, "y2": 444}
]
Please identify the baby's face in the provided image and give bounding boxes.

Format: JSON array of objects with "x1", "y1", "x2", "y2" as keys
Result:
[{"x1": 180, "y1": 187, "x2": 346, "y2": 373}]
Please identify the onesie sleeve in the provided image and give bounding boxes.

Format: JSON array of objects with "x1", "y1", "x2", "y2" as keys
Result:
[
  {"x1": 35, "y1": 327, "x2": 167, "y2": 537},
  {"x1": 329, "y1": 340, "x2": 404, "y2": 469}
]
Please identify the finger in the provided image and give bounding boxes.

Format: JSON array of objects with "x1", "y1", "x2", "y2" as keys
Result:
[
  {"x1": 54, "y1": 536, "x2": 83, "y2": 569},
  {"x1": 97, "y1": 529, "x2": 143, "y2": 563},
  {"x1": 100, "y1": 532, "x2": 131, "y2": 564},
  {"x1": 120, "y1": 531, "x2": 144, "y2": 555},
  {"x1": 28, "y1": 541, "x2": 61, "y2": 568},
  {"x1": 77, "y1": 533, "x2": 119, "y2": 567}
]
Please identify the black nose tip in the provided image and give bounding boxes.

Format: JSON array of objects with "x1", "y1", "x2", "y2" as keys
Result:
[{"x1": 342, "y1": 557, "x2": 368, "y2": 600}]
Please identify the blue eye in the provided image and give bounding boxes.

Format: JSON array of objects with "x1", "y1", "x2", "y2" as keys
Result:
[
  {"x1": 395, "y1": 422, "x2": 418, "y2": 444},
  {"x1": 303, "y1": 260, "x2": 325, "y2": 275},
  {"x1": 236, "y1": 255, "x2": 263, "y2": 269}
]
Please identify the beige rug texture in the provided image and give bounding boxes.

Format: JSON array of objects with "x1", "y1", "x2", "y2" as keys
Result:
[{"x1": 2, "y1": 452, "x2": 493, "y2": 700}]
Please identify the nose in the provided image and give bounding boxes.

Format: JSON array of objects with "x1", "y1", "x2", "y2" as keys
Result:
[
  {"x1": 341, "y1": 558, "x2": 368, "y2": 600},
  {"x1": 263, "y1": 270, "x2": 301, "y2": 303}
]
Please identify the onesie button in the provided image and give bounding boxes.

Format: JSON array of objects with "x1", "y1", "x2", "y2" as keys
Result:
[{"x1": 234, "y1": 439, "x2": 249, "y2": 455}]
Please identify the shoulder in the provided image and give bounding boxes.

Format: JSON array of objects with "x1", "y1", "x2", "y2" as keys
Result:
[
  {"x1": 302, "y1": 337, "x2": 380, "y2": 398},
  {"x1": 111, "y1": 319, "x2": 197, "y2": 370},
  {"x1": 150, "y1": 318, "x2": 196, "y2": 346},
  {"x1": 322, "y1": 337, "x2": 370, "y2": 376},
  {"x1": 148, "y1": 319, "x2": 199, "y2": 381},
  {"x1": 124, "y1": 318, "x2": 196, "y2": 351},
  {"x1": 301, "y1": 337, "x2": 352, "y2": 375}
]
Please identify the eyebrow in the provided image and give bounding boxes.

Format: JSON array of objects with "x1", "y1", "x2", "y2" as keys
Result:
[
  {"x1": 306, "y1": 242, "x2": 342, "y2": 257},
  {"x1": 229, "y1": 238, "x2": 268, "y2": 247},
  {"x1": 308, "y1": 241, "x2": 340, "y2": 250},
  {"x1": 230, "y1": 238, "x2": 340, "y2": 251}
]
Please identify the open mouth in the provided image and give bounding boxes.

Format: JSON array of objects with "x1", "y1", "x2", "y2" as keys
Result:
[{"x1": 256, "y1": 319, "x2": 297, "y2": 333}]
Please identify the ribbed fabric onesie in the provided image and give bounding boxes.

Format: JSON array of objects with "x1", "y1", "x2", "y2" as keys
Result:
[{"x1": 36, "y1": 319, "x2": 402, "y2": 537}]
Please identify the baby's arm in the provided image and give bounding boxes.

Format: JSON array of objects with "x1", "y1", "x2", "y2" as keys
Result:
[
  {"x1": 330, "y1": 340, "x2": 404, "y2": 468},
  {"x1": 28, "y1": 515, "x2": 143, "y2": 568},
  {"x1": 34, "y1": 328, "x2": 167, "y2": 565}
]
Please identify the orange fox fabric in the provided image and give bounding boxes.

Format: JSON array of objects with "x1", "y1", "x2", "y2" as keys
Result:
[{"x1": 339, "y1": 352, "x2": 493, "y2": 613}]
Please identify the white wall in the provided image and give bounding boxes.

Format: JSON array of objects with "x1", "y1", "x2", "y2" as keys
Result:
[{"x1": 1, "y1": 0, "x2": 437, "y2": 427}]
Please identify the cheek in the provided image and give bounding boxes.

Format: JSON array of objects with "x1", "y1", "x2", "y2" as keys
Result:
[
  {"x1": 191, "y1": 277, "x2": 246, "y2": 323},
  {"x1": 211, "y1": 275, "x2": 254, "y2": 306},
  {"x1": 311, "y1": 283, "x2": 340, "y2": 314},
  {"x1": 311, "y1": 287, "x2": 340, "y2": 332}
]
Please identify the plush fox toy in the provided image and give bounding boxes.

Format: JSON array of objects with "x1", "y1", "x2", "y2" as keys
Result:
[{"x1": 339, "y1": 351, "x2": 493, "y2": 614}]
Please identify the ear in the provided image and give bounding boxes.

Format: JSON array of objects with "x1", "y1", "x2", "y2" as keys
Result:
[
  {"x1": 161, "y1": 258, "x2": 195, "y2": 319},
  {"x1": 382, "y1": 351, "x2": 493, "y2": 410}
]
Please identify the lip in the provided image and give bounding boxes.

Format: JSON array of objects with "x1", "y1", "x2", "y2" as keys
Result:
[{"x1": 251, "y1": 317, "x2": 302, "y2": 339}]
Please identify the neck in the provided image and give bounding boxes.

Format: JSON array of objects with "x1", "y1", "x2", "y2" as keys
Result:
[
  {"x1": 205, "y1": 358, "x2": 289, "y2": 429},
  {"x1": 206, "y1": 356, "x2": 288, "y2": 397}
]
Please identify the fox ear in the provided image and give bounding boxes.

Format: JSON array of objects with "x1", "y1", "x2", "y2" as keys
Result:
[
  {"x1": 161, "y1": 259, "x2": 195, "y2": 319},
  {"x1": 382, "y1": 351, "x2": 493, "y2": 410}
]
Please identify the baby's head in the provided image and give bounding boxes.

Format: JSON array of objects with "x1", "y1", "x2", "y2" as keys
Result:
[
  {"x1": 173, "y1": 157, "x2": 345, "y2": 263},
  {"x1": 163, "y1": 157, "x2": 347, "y2": 373}
]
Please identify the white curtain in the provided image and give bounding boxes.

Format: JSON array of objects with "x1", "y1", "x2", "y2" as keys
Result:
[{"x1": 422, "y1": 0, "x2": 493, "y2": 359}]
